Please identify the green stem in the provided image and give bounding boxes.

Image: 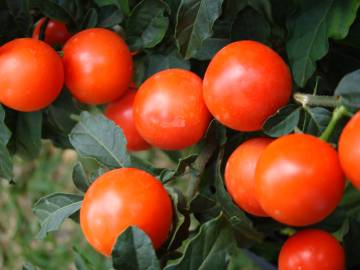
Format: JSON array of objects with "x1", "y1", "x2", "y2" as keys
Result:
[
  {"x1": 320, "y1": 105, "x2": 348, "y2": 141},
  {"x1": 293, "y1": 92, "x2": 340, "y2": 107}
]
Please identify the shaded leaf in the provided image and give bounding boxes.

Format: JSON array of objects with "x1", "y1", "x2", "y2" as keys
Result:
[
  {"x1": 159, "y1": 154, "x2": 197, "y2": 183},
  {"x1": 112, "y1": 227, "x2": 161, "y2": 270},
  {"x1": 69, "y1": 112, "x2": 131, "y2": 168},
  {"x1": 303, "y1": 107, "x2": 332, "y2": 135},
  {"x1": 287, "y1": 0, "x2": 360, "y2": 87},
  {"x1": 126, "y1": 0, "x2": 170, "y2": 50},
  {"x1": 175, "y1": 0, "x2": 224, "y2": 59},
  {"x1": 335, "y1": 69, "x2": 360, "y2": 108},
  {"x1": 16, "y1": 111, "x2": 42, "y2": 159},
  {"x1": 263, "y1": 104, "x2": 301, "y2": 137},
  {"x1": 97, "y1": 5, "x2": 124, "y2": 27},
  {"x1": 72, "y1": 162, "x2": 91, "y2": 193},
  {"x1": 231, "y1": 7, "x2": 271, "y2": 44},
  {"x1": 165, "y1": 188, "x2": 190, "y2": 251},
  {"x1": 164, "y1": 214, "x2": 235, "y2": 270},
  {"x1": 0, "y1": 105, "x2": 11, "y2": 145},
  {"x1": 33, "y1": 193, "x2": 83, "y2": 239}
]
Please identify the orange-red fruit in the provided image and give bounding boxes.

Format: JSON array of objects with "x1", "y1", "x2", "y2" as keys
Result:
[
  {"x1": 33, "y1": 18, "x2": 72, "y2": 46},
  {"x1": 203, "y1": 40, "x2": 292, "y2": 131},
  {"x1": 225, "y1": 137, "x2": 272, "y2": 216},
  {"x1": 339, "y1": 111, "x2": 360, "y2": 190},
  {"x1": 0, "y1": 38, "x2": 64, "y2": 112},
  {"x1": 256, "y1": 133, "x2": 344, "y2": 226},
  {"x1": 133, "y1": 69, "x2": 211, "y2": 150},
  {"x1": 279, "y1": 229, "x2": 345, "y2": 270},
  {"x1": 63, "y1": 28, "x2": 133, "y2": 104},
  {"x1": 80, "y1": 168, "x2": 173, "y2": 256},
  {"x1": 105, "y1": 90, "x2": 150, "y2": 151}
]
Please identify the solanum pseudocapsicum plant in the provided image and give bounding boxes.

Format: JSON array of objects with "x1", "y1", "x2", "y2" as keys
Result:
[{"x1": 1, "y1": 0, "x2": 360, "y2": 269}]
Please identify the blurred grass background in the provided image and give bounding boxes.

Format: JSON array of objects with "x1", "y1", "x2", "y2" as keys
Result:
[{"x1": 0, "y1": 142, "x2": 110, "y2": 270}]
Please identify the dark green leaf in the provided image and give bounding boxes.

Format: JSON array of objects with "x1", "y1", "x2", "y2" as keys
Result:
[
  {"x1": 95, "y1": 0, "x2": 130, "y2": 16},
  {"x1": 165, "y1": 188, "x2": 190, "y2": 251},
  {"x1": 6, "y1": 0, "x2": 32, "y2": 36},
  {"x1": 16, "y1": 111, "x2": 42, "y2": 159},
  {"x1": 303, "y1": 107, "x2": 332, "y2": 135},
  {"x1": 126, "y1": 0, "x2": 170, "y2": 51},
  {"x1": 193, "y1": 37, "x2": 230, "y2": 60},
  {"x1": 263, "y1": 104, "x2": 301, "y2": 137},
  {"x1": 145, "y1": 49, "x2": 190, "y2": 77},
  {"x1": 80, "y1": 8, "x2": 98, "y2": 29},
  {"x1": 287, "y1": 0, "x2": 360, "y2": 87},
  {"x1": 175, "y1": 0, "x2": 224, "y2": 59},
  {"x1": 30, "y1": 0, "x2": 77, "y2": 26},
  {"x1": 0, "y1": 105, "x2": 11, "y2": 145},
  {"x1": 112, "y1": 226, "x2": 161, "y2": 270},
  {"x1": 231, "y1": 7, "x2": 271, "y2": 44},
  {"x1": 33, "y1": 193, "x2": 83, "y2": 239},
  {"x1": 97, "y1": 5, "x2": 124, "y2": 27},
  {"x1": 72, "y1": 162, "x2": 90, "y2": 193},
  {"x1": 69, "y1": 112, "x2": 131, "y2": 168},
  {"x1": 164, "y1": 214, "x2": 235, "y2": 270},
  {"x1": 335, "y1": 69, "x2": 360, "y2": 108},
  {"x1": 159, "y1": 154, "x2": 197, "y2": 183}
]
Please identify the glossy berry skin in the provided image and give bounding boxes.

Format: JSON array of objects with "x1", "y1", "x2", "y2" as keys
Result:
[
  {"x1": 32, "y1": 18, "x2": 72, "y2": 47},
  {"x1": 0, "y1": 38, "x2": 64, "y2": 112},
  {"x1": 133, "y1": 69, "x2": 211, "y2": 150},
  {"x1": 203, "y1": 40, "x2": 292, "y2": 131},
  {"x1": 63, "y1": 28, "x2": 133, "y2": 104},
  {"x1": 255, "y1": 133, "x2": 345, "y2": 226},
  {"x1": 80, "y1": 168, "x2": 173, "y2": 256},
  {"x1": 279, "y1": 229, "x2": 345, "y2": 270},
  {"x1": 225, "y1": 137, "x2": 272, "y2": 217},
  {"x1": 105, "y1": 90, "x2": 150, "y2": 151},
  {"x1": 339, "y1": 111, "x2": 360, "y2": 190}
]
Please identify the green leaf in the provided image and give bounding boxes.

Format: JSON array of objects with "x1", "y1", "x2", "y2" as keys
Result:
[
  {"x1": 15, "y1": 111, "x2": 42, "y2": 159},
  {"x1": 126, "y1": 0, "x2": 170, "y2": 51},
  {"x1": 72, "y1": 162, "x2": 91, "y2": 193},
  {"x1": 30, "y1": 0, "x2": 77, "y2": 26},
  {"x1": 112, "y1": 226, "x2": 161, "y2": 270},
  {"x1": 303, "y1": 107, "x2": 332, "y2": 135},
  {"x1": 164, "y1": 214, "x2": 235, "y2": 270},
  {"x1": 287, "y1": 0, "x2": 360, "y2": 87},
  {"x1": 145, "y1": 49, "x2": 190, "y2": 77},
  {"x1": 193, "y1": 37, "x2": 230, "y2": 60},
  {"x1": 231, "y1": 7, "x2": 271, "y2": 44},
  {"x1": 33, "y1": 193, "x2": 83, "y2": 239},
  {"x1": 95, "y1": 0, "x2": 130, "y2": 16},
  {"x1": 165, "y1": 188, "x2": 190, "y2": 251},
  {"x1": 80, "y1": 8, "x2": 98, "y2": 29},
  {"x1": 335, "y1": 69, "x2": 360, "y2": 108},
  {"x1": 175, "y1": 0, "x2": 224, "y2": 59},
  {"x1": 97, "y1": 5, "x2": 124, "y2": 27},
  {"x1": 159, "y1": 154, "x2": 197, "y2": 183},
  {"x1": 263, "y1": 104, "x2": 301, "y2": 137},
  {"x1": 6, "y1": 0, "x2": 32, "y2": 36},
  {"x1": 0, "y1": 105, "x2": 11, "y2": 145},
  {"x1": 69, "y1": 112, "x2": 131, "y2": 169}
]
